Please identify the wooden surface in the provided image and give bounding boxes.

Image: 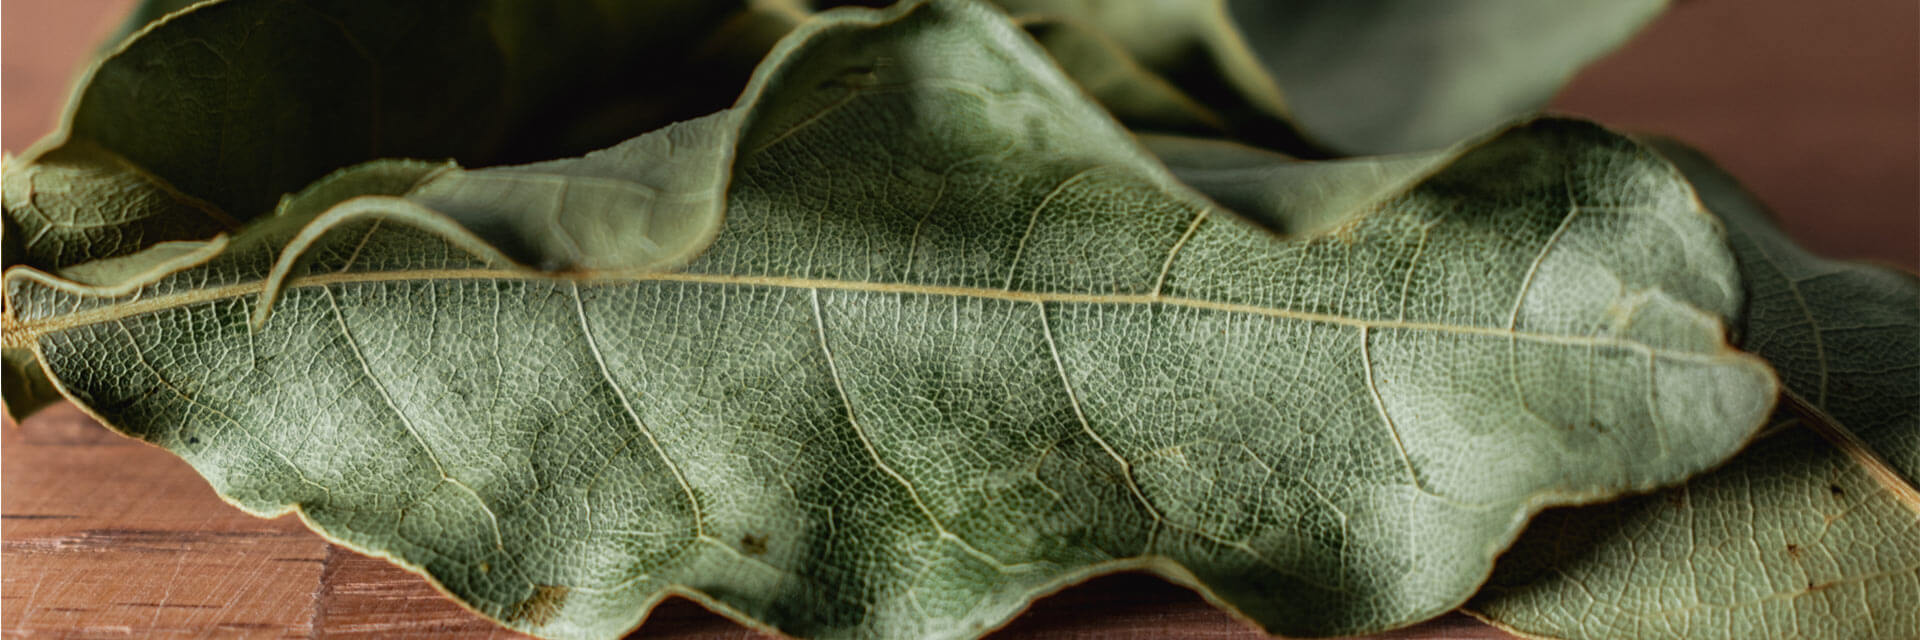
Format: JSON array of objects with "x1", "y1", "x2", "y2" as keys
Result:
[
  {"x1": 2, "y1": 0, "x2": 1914, "y2": 638},
  {"x1": 1550, "y1": 0, "x2": 1918, "y2": 269}
]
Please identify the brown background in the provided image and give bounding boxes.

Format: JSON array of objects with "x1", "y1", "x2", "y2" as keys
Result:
[{"x1": 3, "y1": 1, "x2": 1916, "y2": 638}]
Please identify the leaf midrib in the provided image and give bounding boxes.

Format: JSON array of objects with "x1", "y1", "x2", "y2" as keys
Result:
[{"x1": 8, "y1": 267, "x2": 1747, "y2": 368}]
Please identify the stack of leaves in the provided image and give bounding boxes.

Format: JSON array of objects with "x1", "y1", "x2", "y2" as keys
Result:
[{"x1": 2, "y1": 1, "x2": 1912, "y2": 639}]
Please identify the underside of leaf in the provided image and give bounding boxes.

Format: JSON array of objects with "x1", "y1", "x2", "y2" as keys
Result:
[
  {"x1": 1469, "y1": 139, "x2": 1920, "y2": 640},
  {"x1": 2, "y1": 2, "x2": 1779, "y2": 639}
]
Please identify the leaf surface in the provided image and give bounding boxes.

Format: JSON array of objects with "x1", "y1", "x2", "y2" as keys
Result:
[
  {"x1": 1467, "y1": 140, "x2": 1920, "y2": 640},
  {"x1": 4, "y1": 2, "x2": 1774, "y2": 639}
]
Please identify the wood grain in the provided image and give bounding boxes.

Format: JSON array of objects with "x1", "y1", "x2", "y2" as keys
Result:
[
  {"x1": 3, "y1": 405, "x2": 324, "y2": 638},
  {"x1": 3, "y1": 0, "x2": 1911, "y2": 638}
]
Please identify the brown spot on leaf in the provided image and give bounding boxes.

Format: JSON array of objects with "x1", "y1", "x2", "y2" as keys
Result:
[
  {"x1": 1829, "y1": 484, "x2": 1845, "y2": 497},
  {"x1": 741, "y1": 533, "x2": 768, "y2": 556},
  {"x1": 509, "y1": 584, "x2": 569, "y2": 627},
  {"x1": 1785, "y1": 544, "x2": 1802, "y2": 559}
]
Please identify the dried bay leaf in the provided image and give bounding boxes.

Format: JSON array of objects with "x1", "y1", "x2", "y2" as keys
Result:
[
  {"x1": 1467, "y1": 140, "x2": 1920, "y2": 640},
  {"x1": 3, "y1": 0, "x2": 768, "y2": 272},
  {"x1": 992, "y1": 0, "x2": 1665, "y2": 155},
  {"x1": 5, "y1": 1, "x2": 1774, "y2": 638}
]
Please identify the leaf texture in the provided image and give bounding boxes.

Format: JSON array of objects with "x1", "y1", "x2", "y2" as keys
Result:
[
  {"x1": 3, "y1": 2, "x2": 1775, "y2": 638},
  {"x1": 1468, "y1": 140, "x2": 1920, "y2": 640}
]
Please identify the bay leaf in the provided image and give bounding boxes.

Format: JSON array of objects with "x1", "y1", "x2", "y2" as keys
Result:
[
  {"x1": 4, "y1": 1, "x2": 1773, "y2": 638},
  {"x1": 1467, "y1": 140, "x2": 1920, "y2": 640},
  {"x1": 1141, "y1": 133, "x2": 1447, "y2": 237},
  {"x1": 1014, "y1": 16, "x2": 1228, "y2": 137},
  {"x1": 992, "y1": 0, "x2": 1666, "y2": 155},
  {"x1": 3, "y1": 0, "x2": 771, "y2": 272}
]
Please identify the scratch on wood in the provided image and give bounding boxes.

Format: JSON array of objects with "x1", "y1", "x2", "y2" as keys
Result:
[
  {"x1": 112, "y1": 601, "x2": 223, "y2": 609},
  {"x1": 2, "y1": 527, "x2": 299, "y2": 554},
  {"x1": 309, "y1": 544, "x2": 339, "y2": 635}
]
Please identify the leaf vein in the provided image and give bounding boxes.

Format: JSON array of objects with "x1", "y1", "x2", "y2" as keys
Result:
[
  {"x1": 321, "y1": 284, "x2": 504, "y2": 552},
  {"x1": 569, "y1": 281, "x2": 709, "y2": 538},
  {"x1": 809, "y1": 288, "x2": 1008, "y2": 570},
  {"x1": 1035, "y1": 300, "x2": 1164, "y2": 552}
]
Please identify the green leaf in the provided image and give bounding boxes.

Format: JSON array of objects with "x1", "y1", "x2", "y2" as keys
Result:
[
  {"x1": 3, "y1": 0, "x2": 773, "y2": 272},
  {"x1": 1141, "y1": 133, "x2": 1448, "y2": 236},
  {"x1": 2, "y1": 140, "x2": 240, "y2": 269},
  {"x1": 1468, "y1": 141, "x2": 1920, "y2": 639},
  {"x1": 993, "y1": 0, "x2": 1665, "y2": 155},
  {"x1": 266, "y1": 107, "x2": 737, "y2": 269},
  {"x1": 4, "y1": 2, "x2": 1773, "y2": 638},
  {"x1": 1014, "y1": 16, "x2": 1228, "y2": 137},
  {"x1": 402, "y1": 111, "x2": 735, "y2": 274}
]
